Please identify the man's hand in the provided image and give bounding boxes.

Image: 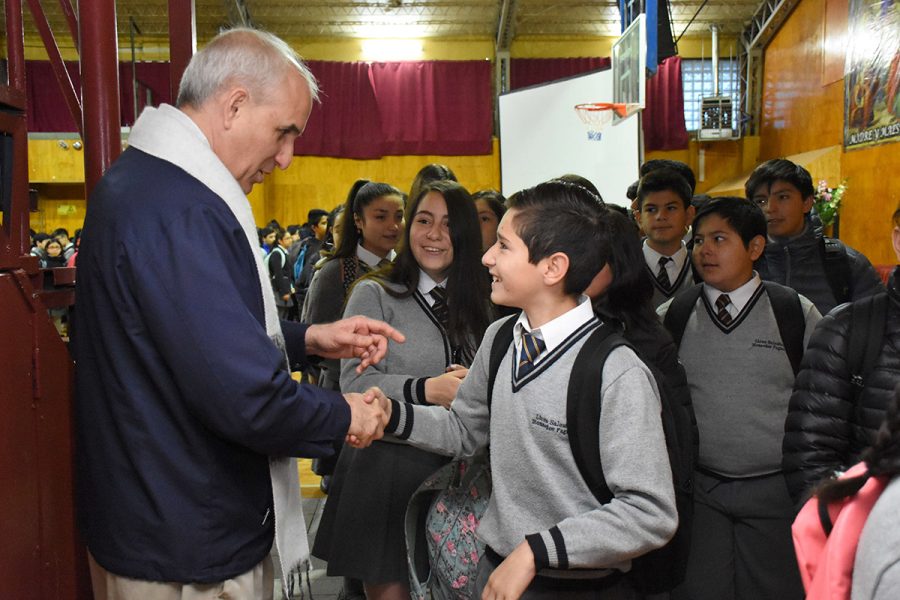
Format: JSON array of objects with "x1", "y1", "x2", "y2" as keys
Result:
[
  {"x1": 481, "y1": 541, "x2": 536, "y2": 600},
  {"x1": 424, "y1": 368, "x2": 467, "y2": 409},
  {"x1": 305, "y1": 316, "x2": 406, "y2": 372},
  {"x1": 344, "y1": 387, "x2": 390, "y2": 448}
]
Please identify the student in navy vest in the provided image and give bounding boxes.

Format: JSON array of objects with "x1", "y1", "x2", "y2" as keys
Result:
[{"x1": 72, "y1": 28, "x2": 403, "y2": 599}]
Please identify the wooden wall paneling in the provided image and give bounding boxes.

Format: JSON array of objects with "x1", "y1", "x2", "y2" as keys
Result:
[
  {"x1": 760, "y1": 0, "x2": 900, "y2": 265},
  {"x1": 28, "y1": 139, "x2": 86, "y2": 183},
  {"x1": 822, "y1": 0, "x2": 849, "y2": 85},
  {"x1": 841, "y1": 144, "x2": 900, "y2": 266},
  {"x1": 761, "y1": 0, "x2": 844, "y2": 159},
  {"x1": 258, "y1": 140, "x2": 500, "y2": 227}
]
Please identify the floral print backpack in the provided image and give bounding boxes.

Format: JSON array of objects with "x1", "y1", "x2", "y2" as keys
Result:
[{"x1": 405, "y1": 454, "x2": 492, "y2": 600}]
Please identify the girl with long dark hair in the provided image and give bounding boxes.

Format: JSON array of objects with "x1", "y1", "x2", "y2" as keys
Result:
[
  {"x1": 302, "y1": 179, "x2": 405, "y2": 390},
  {"x1": 312, "y1": 179, "x2": 491, "y2": 600}
]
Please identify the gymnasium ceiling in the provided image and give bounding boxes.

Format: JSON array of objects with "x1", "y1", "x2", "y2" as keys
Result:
[{"x1": 13, "y1": 0, "x2": 760, "y2": 49}]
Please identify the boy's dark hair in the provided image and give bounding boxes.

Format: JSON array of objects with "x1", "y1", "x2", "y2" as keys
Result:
[
  {"x1": 641, "y1": 160, "x2": 696, "y2": 195},
  {"x1": 626, "y1": 180, "x2": 640, "y2": 201},
  {"x1": 744, "y1": 158, "x2": 815, "y2": 200},
  {"x1": 332, "y1": 180, "x2": 403, "y2": 260},
  {"x1": 472, "y1": 189, "x2": 507, "y2": 221},
  {"x1": 553, "y1": 173, "x2": 604, "y2": 203},
  {"x1": 287, "y1": 224, "x2": 301, "y2": 236},
  {"x1": 52, "y1": 227, "x2": 70, "y2": 239},
  {"x1": 606, "y1": 203, "x2": 630, "y2": 218},
  {"x1": 637, "y1": 168, "x2": 693, "y2": 209},
  {"x1": 258, "y1": 226, "x2": 274, "y2": 243},
  {"x1": 33, "y1": 232, "x2": 50, "y2": 243},
  {"x1": 691, "y1": 194, "x2": 712, "y2": 212},
  {"x1": 306, "y1": 209, "x2": 328, "y2": 226},
  {"x1": 693, "y1": 196, "x2": 767, "y2": 248},
  {"x1": 508, "y1": 180, "x2": 610, "y2": 296}
]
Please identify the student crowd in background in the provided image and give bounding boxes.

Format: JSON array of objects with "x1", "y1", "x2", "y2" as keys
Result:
[
  {"x1": 303, "y1": 157, "x2": 894, "y2": 600},
  {"x1": 42, "y1": 154, "x2": 897, "y2": 599}
]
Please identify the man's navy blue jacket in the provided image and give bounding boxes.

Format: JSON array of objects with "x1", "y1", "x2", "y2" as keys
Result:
[{"x1": 72, "y1": 148, "x2": 351, "y2": 583}]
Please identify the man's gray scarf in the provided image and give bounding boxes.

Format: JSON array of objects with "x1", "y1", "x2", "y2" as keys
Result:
[{"x1": 128, "y1": 104, "x2": 308, "y2": 587}]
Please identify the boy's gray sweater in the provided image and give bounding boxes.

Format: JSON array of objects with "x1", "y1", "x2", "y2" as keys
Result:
[
  {"x1": 387, "y1": 315, "x2": 677, "y2": 575},
  {"x1": 658, "y1": 285, "x2": 820, "y2": 476}
]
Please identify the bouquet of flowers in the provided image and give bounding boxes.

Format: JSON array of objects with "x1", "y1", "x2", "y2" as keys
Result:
[{"x1": 813, "y1": 179, "x2": 847, "y2": 228}]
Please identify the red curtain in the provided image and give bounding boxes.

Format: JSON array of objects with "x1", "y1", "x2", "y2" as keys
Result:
[
  {"x1": 26, "y1": 61, "x2": 81, "y2": 132},
  {"x1": 118, "y1": 62, "x2": 172, "y2": 124},
  {"x1": 369, "y1": 61, "x2": 493, "y2": 155},
  {"x1": 25, "y1": 59, "x2": 493, "y2": 158},
  {"x1": 25, "y1": 60, "x2": 173, "y2": 131},
  {"x1": 294, "y1": 61, "x2": 384, "y2": 159},
  {"x1": 643, "y1": 56, "x2": 689, "y2": 152},
  {"x1": 510, "y1": 58, "x2": 611, "y2": 90}
]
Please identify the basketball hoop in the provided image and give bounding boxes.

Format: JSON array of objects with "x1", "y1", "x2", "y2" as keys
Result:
[{"x1": 574, "y1": 102, "x2": 641, "y2": 140}]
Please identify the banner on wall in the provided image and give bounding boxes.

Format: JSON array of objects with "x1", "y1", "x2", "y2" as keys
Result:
[{"x1": 844, "y1": 0, "x2": 900, "y2": 149}]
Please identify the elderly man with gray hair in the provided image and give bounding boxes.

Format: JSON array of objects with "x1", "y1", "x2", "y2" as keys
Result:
[{"x1": 73, "y1": 28, "x2": 402, "y2": 599}]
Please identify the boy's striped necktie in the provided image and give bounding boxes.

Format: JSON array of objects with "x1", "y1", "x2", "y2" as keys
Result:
[
  {"x1": 716, "y1": 293, "x2": 733, "y2": 326},
  {"x1": 518, "y1": 330, "x2": 546, "y2": 377},
  {"x1": 656, "y1": 256, "x2": 672, "y2": 290}
]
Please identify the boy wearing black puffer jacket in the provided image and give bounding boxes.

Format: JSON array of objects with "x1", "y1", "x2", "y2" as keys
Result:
[
  {"x1": 783, "y1": 207, "x2": 900, "y2": 504},
  {"x1": 748, "y1": 159, "x2": 883, "y2": 315}
]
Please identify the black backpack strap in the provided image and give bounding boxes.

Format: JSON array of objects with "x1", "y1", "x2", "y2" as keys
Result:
[
  {"x1": 566, "y1": 323, "x2": 629, "y2": 504},
  {"x1": 662, "y1": 284, "x2": 704, "y2": 348},
  {"x1": 848, "y1": 293, "x2": 888, "y2": 399},
  {"x1": 762, "y1": 281, "x2": 805, "y2": 376},
  {"x1": 486, "y1": 315, "x2": 518, "y2": 412},
  {"x1": 820, "y1": 237, "x2": 853, "y2": 304}
]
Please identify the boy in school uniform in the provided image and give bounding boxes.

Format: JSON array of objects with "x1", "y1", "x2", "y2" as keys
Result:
[
  {"x1": 747, "y1": 158, "x2": 883, "y2": 314},
  {"x1": 381, "y1": 180, "x2": 677, "y2": 599},
  {"x1": 657, "y1": 197, "x2": 822, "y2": 600},
  {"x1": 637, "y1": 168, "x2": 698, "y2": 308}
]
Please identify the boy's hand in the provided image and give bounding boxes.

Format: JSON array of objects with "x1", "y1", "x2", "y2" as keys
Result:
[
  {"x1": 481, "y1": 541, "x2": 536, "y2": 600},
  {"x1": 344, "y1": 387, "x2": 388, "y2": 448},
  {"x1": 425, "y1": 369, "x2": 466, "y2": 409}
]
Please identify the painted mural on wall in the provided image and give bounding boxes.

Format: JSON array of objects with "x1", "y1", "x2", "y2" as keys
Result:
[{"x1": 844, "y1": 0, "x2": 900, "y2": 149}]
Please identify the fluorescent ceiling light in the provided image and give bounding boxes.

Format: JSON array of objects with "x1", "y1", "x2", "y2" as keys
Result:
[{"x1": 361, "y1": 38, "x2": 424, "y2": 61}]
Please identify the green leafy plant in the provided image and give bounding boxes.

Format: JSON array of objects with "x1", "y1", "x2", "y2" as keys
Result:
[{"x1": 813, "y1": 179, "x2": 847, "y2": 228}]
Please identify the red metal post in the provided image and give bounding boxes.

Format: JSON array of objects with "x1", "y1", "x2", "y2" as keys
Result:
[
  {"x1": 78, "y1": 0, "x2": 121, "y2": 197},
  {"x1": 57, "y1": 0, "x2": 80, "y2": 51},
  {"x1": 168, "y1": 0, "x2": 197, "y2": 102},
  {"x1": 5, "y1": 0, "x2": 26, "y2": 92}
]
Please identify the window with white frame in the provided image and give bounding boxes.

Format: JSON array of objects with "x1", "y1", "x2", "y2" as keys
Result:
[{"x1": 682, "y1": 59, "x2": 740, "y2": 131}]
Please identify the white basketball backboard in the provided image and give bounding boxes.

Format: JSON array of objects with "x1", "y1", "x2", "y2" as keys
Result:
[{"x1": 612, "y1": 14, "x2": 647, "y2": 109}]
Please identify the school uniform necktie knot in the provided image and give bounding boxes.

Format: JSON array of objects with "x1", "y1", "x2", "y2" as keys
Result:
[
  {"x1": 656, "y1": 256, "x2": 672, "y2": 290},
  {"x1": 430, "y1": 286, "x2": 450, "y2": 331},
  {"x1": 716, "y1": 293, "x2": 733, "y2": 326},
  {"x1": 518, "y1": 330, "x2": 546, "y2": 377}
]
